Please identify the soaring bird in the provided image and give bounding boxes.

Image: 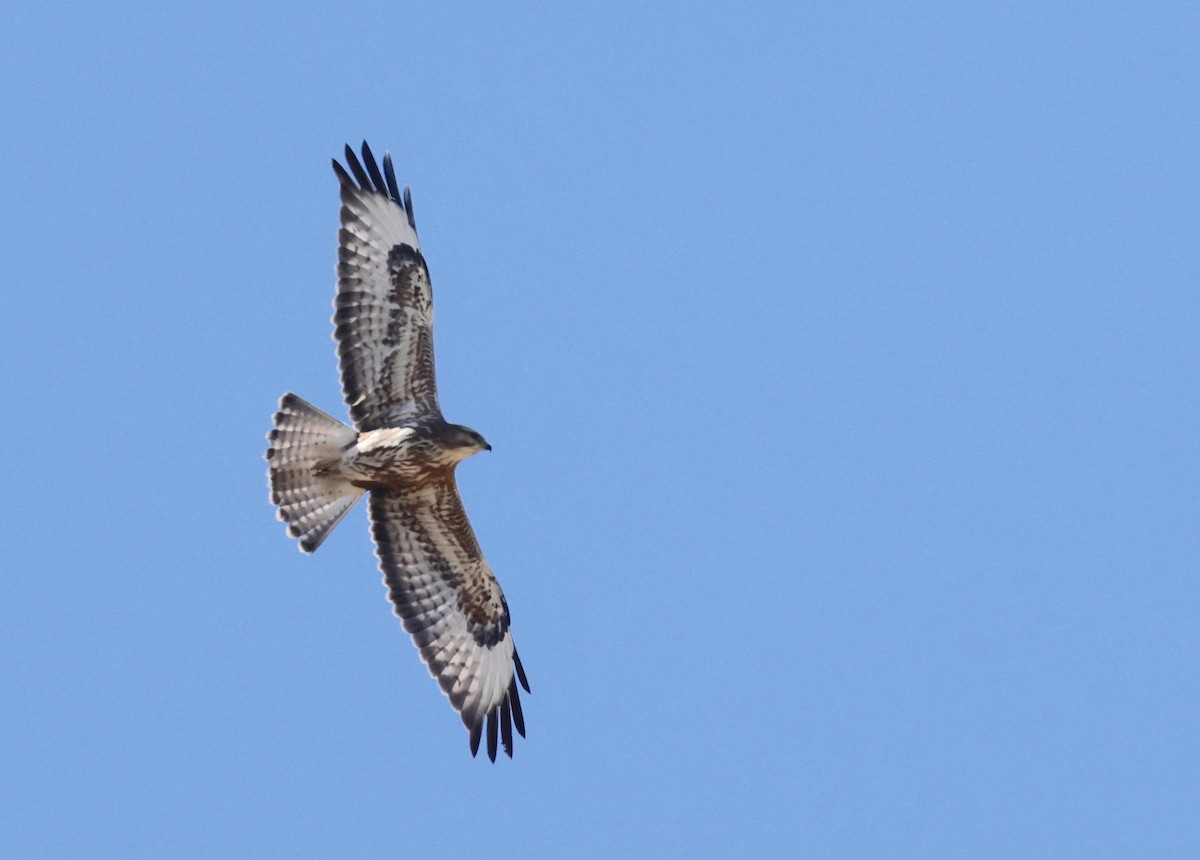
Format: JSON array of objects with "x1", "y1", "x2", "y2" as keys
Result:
[{"x1": 265, "y1": 142, "x2": 529, "y2": 761}]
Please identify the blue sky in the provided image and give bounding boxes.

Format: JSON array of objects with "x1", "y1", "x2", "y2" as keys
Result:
[{"x1": 3, "y1": 2, "x2": 1197, "y2": 856}]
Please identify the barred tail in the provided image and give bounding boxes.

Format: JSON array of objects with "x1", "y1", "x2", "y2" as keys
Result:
[{"x1": 266, "y1": 393, "x2": 364, "y2": 553}]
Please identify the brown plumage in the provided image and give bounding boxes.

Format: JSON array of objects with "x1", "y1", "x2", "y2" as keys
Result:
[{"x1": 266, "y1": 142, "x2": 528, "y2": 761}]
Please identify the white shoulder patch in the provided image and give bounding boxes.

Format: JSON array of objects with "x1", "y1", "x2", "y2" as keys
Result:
[{"x1": 356, "y1": 427, "x2": 417, "y2": 453}]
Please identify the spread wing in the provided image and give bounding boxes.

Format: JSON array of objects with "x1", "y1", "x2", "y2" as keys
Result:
[
  {"x1": 368, "y1": 481, "x2": 530, "y2": 761},
  {"x1": 333, "y1": 142, "x2": 441, "y2": 431}
]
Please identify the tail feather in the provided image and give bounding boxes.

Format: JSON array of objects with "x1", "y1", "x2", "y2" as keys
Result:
[{"x1": 266, "y1": 393, "x2": 364, "y2": 553}]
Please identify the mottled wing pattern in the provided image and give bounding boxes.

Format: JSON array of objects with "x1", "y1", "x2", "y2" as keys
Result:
[
  {"x1": 369, "y1": 482, "x2": 530, "y2": 761},
  {"x1": 333, "y1": 143, "x2": 440, "y2": 431}
]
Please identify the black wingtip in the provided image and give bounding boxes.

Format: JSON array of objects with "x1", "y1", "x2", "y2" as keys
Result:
[
  {"x1": 469, "y1": 720, "x2": 482, "y2": 758},
  {"x1": 500, "y1": 699, "x2": 514, "y2": 758},
  {"x1": 343, "y1": 144, "x2": 371, "y2": 189},
  {"x1": 382, "y1": 152, "x2": 402, "y2": 204},
  {"x1": 336, "y1": 143, "x2": 413, "y2": 226},
  {"x1": 486, "y1": 710, "x2": 499, "y2": 762},
  {"x1": 361, "y1": 141, "x2": 386, "y2": 193},
  {"x1": 332, "y1": 159, "x2": 352, "y2": 186},
  {"x1": 402, "y1": 186, "x2": 416, "y2": 229},
  {"x1": 509, "y1": 678, "x2": 526, "y2": 738},
  {"x1": 513, "y1": 648, "x2": 531, "y2": 693},
  {"x1": 465, "y1": 679, "x2": 528, "y2": 761}
]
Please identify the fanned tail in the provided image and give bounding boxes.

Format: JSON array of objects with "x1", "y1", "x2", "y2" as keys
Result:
[{"x1": 266, "y1": 393, "x2": 363, "y2": 553}]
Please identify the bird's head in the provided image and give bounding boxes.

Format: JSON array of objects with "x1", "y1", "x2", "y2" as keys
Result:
[{"x1": 443, "y1": 423, "x2": 492, "y2": 461}]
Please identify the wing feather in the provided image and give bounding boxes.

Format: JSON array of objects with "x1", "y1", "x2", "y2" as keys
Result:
[
  {"x1": 333, "y1": 142, "x2": 440, "y2": 430},
  {"x1": 368, "y1": 481, "x2": 529, "y2": 760},
  {"x1": 382, "y1": 154, "x2": 405, "y2": 210},
  {"x1": 361, "y1": 141, "x2": 388, "y2": 192}
]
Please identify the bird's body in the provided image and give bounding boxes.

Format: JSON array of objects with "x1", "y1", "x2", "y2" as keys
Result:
[
  {"x1": 326, "y1": 422, "x2": 485, "y2": 486},
  {"x1": 265, "y1": 143, "x2": 528, "y2": 761}
]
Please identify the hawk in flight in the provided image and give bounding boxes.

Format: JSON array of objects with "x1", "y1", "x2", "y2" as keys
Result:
[{"x1": 265, "y1": 142, "x2": 529, "y2": 761}]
